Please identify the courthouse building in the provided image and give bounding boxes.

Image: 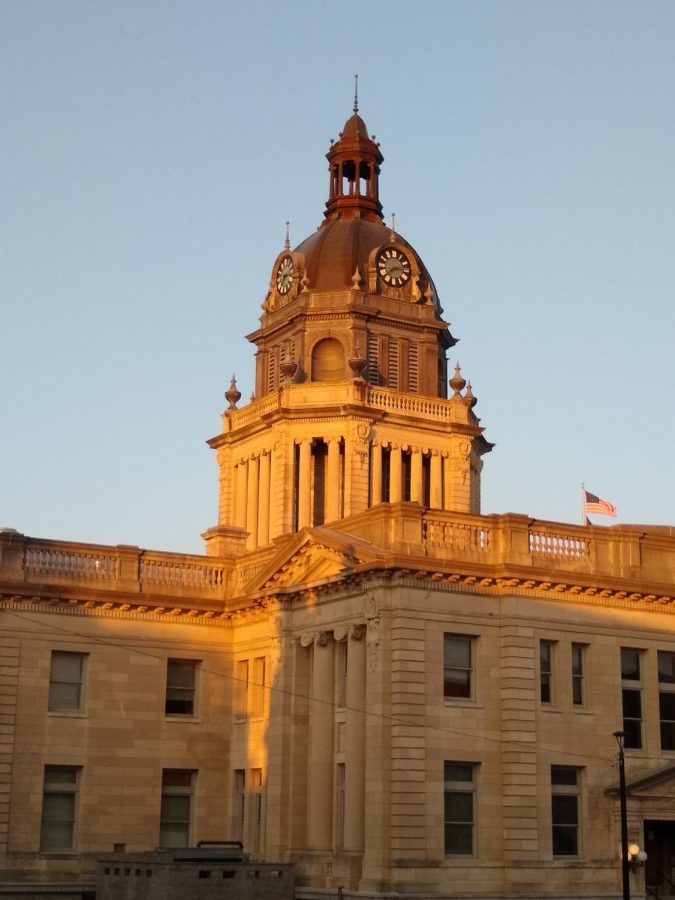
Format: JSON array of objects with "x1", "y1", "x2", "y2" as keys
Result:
[{"x1": 1, "y1": 104, "x2": 674, "y2": 900}]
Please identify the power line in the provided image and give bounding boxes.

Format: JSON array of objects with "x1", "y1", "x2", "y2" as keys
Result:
[{"x1": 1, "y1": 606, "x2": 623, "y2": 768}]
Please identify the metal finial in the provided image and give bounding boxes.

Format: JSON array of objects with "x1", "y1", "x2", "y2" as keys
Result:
[
  {"x1": 353, "y1": 74, "x2": 359, "y2": 113},
  {"x1": 390, "y1": 212, "x2": 396, "y2": 241},
  {"x1": 284, "y1": 221, "x2": 290, "y2": 250}
]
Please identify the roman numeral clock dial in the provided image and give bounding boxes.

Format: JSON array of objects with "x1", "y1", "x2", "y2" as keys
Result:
[
  {"x1": 276, "y1": 255, "x2": 294, "y2": 295},
  {"x1": 377, "y1": 248, "x2": 411, "y2": 287}
]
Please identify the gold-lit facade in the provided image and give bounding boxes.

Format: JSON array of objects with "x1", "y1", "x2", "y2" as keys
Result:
[{"x1": 1, "y1": 106, "x2": 674, "y2": 900}]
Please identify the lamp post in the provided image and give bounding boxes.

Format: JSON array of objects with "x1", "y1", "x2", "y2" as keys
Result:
[{"x1": 614, "y1": 730, "x2": 630, "y2": 900}]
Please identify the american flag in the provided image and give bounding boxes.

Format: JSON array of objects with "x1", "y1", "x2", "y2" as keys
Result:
[{"x1": 583, "y1": 489, "x2": 617, "y2": 518}]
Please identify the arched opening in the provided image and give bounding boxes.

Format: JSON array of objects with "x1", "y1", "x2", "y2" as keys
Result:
[{"x1": 311, "y1": 338, "x2": 345, "y2": 382}]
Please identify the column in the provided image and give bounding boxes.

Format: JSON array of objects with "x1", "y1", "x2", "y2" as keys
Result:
[
  {"x1": 258, "y1": 451, "x2": 271, "y2": 546},
  {"x1": 297, "y1": 440, "x2": 312, "y2": 529},
  {"x1": 430, "y1": 452, "x2": 442, "y2": 510},
  {"x1": 390, "y1": 446, "x2": 402, "y2": 502},
  {"x1": 246, "y1": 455, "x2": 259, "y2": 549},
  {"x1": 410, "y1": 449, "x2": 423, "y2": 503},
  {"x1": 443, "y1": 453, "x2": 453, "y2": 511},
  {"x1": 344, "y1": 626, "x2": 366, "y2": 852},
  {"x1": 325, "y1": 438, "x2": 341, "y2": 523},
  {"x1": 235, "y1": 461, "x2": 248, "y2": 529},
  {"x1": 370, "y1": 442, "x2": 382, "y2": 506},
  {"x1": 307, "y1": 634, "x2": 334, "y2": 850}
]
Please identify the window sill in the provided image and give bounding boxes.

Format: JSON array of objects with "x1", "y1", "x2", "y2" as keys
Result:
[
  {"x1": 40, "y1": 851, "x2": 80, "y2": 858},
  {"x1": 444, "y1": 698, "x2": 481, "y2": 708},
  {"x1": 164, "y1": 715, "x2": 201, "y2": 723},
  {"x1": 47, "y1": 711, "x2": 88, "y2": 718}
]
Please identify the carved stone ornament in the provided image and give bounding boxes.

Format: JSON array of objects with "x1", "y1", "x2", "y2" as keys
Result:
[
  {"x1": 350, "y1": 623, "x2": 366, "y2": 640},
  {"x1": 299, "y1": 633, "x2": 315, "y2": 648},
  {"x1": 333, "y1": 625, "x2": 349, "y2": 642}
]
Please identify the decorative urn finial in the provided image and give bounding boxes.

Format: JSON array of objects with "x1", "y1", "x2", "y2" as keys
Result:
[
  {"x1": 225, "y1": 374, "x2": 241, "y2": 410},
  {"x1": 450, "y1": 362, "x2": 466, "y2": 396}
]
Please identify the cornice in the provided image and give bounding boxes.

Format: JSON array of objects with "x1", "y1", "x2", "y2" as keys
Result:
[{"x1": 246, "y1": 561, "x2": 675, "y2": 618}]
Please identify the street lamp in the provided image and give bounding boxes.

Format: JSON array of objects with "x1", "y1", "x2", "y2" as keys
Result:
[{"x1": 613, "y1": 731, "x2": 630, "y2": 900}]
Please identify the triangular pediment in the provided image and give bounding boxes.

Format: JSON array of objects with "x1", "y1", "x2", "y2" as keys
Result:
[
  {"x1": 244, "y1": 526, "x2": 385, "y2": 595},
  {"x1": 608, "y1": 761, "x2": 675, "y2": 798}
]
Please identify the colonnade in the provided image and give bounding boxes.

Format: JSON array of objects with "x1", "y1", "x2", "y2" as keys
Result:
[
  {"x1": 370, "y1": 442, "x2": 451, "y2": 509},
  {"x1": 234, "y1": 450, "x2": 275, "y2": 550},
  {"x1": 303, "y1": 625, "x2": 367, "y2": 853}
]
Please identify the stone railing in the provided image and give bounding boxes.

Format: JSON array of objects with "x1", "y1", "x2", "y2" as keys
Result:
[
  {"x1": 368, "y1": 387, "x2": 455, "y2": 421},
  {"x1": 529, "y1": 529, "x2": 589, "y2": 561},
  {"x1": 23, "y1": 546, "x2": 117, "y2": 579},
  {"x1": 0, "y1": 535, "x2": 228, "y2": 602},
  {"x1": 424, "y1": 518, "x2": 491, "y2": 552}
]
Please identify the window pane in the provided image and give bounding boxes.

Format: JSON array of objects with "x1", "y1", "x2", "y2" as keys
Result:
[
  {"x1": 660, "y1": 692, "x2": 675, "y2": 719},
  {"x1": 623, "y1": 688, "x2": 642, "y2": 718},
  {"x1": 41, "y1": 819, "x2": 74, "y2": 851},
  {"x1": 572, "y1": 645, "x2": 583, "y2": 676},
  {"x1": 160, "y1": 796, "x2": 190, "y2": 821},
  {"x1": 444, "y1": 637, "x2": 470, "y2": 668},
  {"x1": 444, "y1": 763, "x2": 473, "y2": 783},
  {"x1": 162, "y1": 770, "x2": 192, "y2": 788},
  {"x1": 553, "y1": 825, "x2": 578, "y2": 856},
  {"x1": 552, "y1": 795, "x2": 578, "y2": 825},
  {"x1": 658, "y1": 652, "x2": 675, "y2": 684},
  {"x1": 621, "y1": 649, "x2": 640, "y2": 680},
  {"x1": 165, "y1": 690, "x2": 194, "y2": 716},
  {"x1": 445, "y1": 791, "x2": 473, "y2": 821},
  {"x1": 44, "y1": 766, "x2": 78, "y2": 786},
  {"x1": 623, "y1": 717, "x2": 642, "y2": 749},
  {"x1": 49, "y1": 683, "x2": 81, "y2": 711},
  {"x1": 51, "y1": 652, "x2": 83, "y2": 681},
  {"x1": 551, "y1": 767, "x2": 577, "y2": 786},
  {"x1": 167, "y1": 662, "x2": 196, "y2": 688},
  {"x1": 541, "y1": 674, "x2": 551, "y2": 704},
  {"x1": 661, "y1": 722, "x2": 675, "y2": 751},
  {"x1": 42, "y1": 793, "x2": 75, "y2": 821},
  {"x1": 159, "y1": 823, "x2": 189, "y2": 848},
  {"x1": 445, "y1": 823, "x2": 473, "y2": 854},
  {"x1": 444, "y1": 670, "x2": 470, "y2": 698}
]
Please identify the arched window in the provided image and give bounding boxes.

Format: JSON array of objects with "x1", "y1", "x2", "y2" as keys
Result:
[{"x1": 311, "y1": 338, "x2": 345, "y2": 382}]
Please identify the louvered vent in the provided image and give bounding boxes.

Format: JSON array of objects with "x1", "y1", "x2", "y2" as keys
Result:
[
  {"x1": 367, "y1": 334, "x2": 379, "y2": 385},
  {"x1": 408, "y1": 343, "x2": 419, "y2": 392},
  {"x1": 388, "y1": 340, "x2": 399, "y2": 389}
]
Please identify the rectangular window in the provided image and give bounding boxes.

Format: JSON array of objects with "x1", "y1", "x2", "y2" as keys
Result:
[
  {"x1": 250, "y1": 657, "x2": 266, "y2": 717},
  {"x1": 621, "y1": 648, "x2": 643, "y2": 749},
  {"x1": 250, "y1": 768, "x2": 263, "y2": 854},
  {"x1": 165, "y1": 660, "x2": 197, "y2": 716},
  {"x1": 444, "y1": 635, "x2": 473, "y2": 699},
  {"x1": 572, "y1": 644, "x2": 585, "y2": 707},
  {"x1": 336, "y1": 641, "x2": 348, "y2": 708},
  {"x1": 540, "y1": 640, "x2": 554, "y2": 704},
  {"x1": 48, "y1": 651, "x2": 86, "y2": 712},
  {"x1": 551, "y1": 766, "x2": 580, "y2": 856},
  {"x1": 336, "y1": 763, "x2": 346, "y2": 850},
  {"x1": 40, "y1": 766, "x2": 80, "y2": 851},
  {"x1": 658, "y1": 651, "x2": 675, "y2": 750},
  {"x1": 444, "y1": 762, "x2": 476, "y2": 855},
  {"x1": 159, "y1": 769, "x2": 194, "y2": 848},
  {"x1": 235, "y1": 659, "x2": 249, "y2": 719},
  {"x1": 234, "y1": 770, "x2": 246, "y2": 841}
]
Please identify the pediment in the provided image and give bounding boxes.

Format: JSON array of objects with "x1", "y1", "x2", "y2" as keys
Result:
[
  {"x1": 244, "y1": 527, "x2": 384, "y2": 595},
  {"x1": 608, "y1": 761, "x2": 675, "y2": 798}
]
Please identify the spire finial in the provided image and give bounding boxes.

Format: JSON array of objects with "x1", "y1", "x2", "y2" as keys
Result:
[
  {"x1": 353, "y1": 74, "x2": 359, "y2": 114},
  {"x1": 284, "y1": 221, "x2": 290, "y2": 251}
]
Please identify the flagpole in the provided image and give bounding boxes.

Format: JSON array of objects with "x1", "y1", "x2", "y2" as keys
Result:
[{"x1": 581, "y1": 482, "x2": 585, "y2": 526}]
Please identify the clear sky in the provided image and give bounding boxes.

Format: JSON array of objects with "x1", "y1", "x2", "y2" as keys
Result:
[{"x1": 2, "y1": 1, "x2": 673, "y2": 554}]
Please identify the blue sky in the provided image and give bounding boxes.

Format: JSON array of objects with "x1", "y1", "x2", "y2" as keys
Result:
[{"x1": 2, "y1": 0, "x2": 673, "y2": 553}]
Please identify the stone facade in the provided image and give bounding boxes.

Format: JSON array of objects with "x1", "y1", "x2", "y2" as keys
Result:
[{"x1": 1, "y1": 105, "x2": 674, "y2": 900}]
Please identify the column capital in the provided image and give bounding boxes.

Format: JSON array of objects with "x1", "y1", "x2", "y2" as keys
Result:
[{"x1": 350, "y1": 623, "x2": 366, "y2": 641}]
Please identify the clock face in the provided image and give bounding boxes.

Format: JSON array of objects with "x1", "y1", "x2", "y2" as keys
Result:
[
  {"x1": 378, "y1": 248, "x2": 411, "y2": 287},
  {"x1": 276, "y1": 256, "x2": 294, "y2": 294}
]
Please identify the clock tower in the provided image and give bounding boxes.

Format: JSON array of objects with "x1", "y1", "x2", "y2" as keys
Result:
[{"x1": 205, "y1": 104, "x2": 492, "y2": 554}]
